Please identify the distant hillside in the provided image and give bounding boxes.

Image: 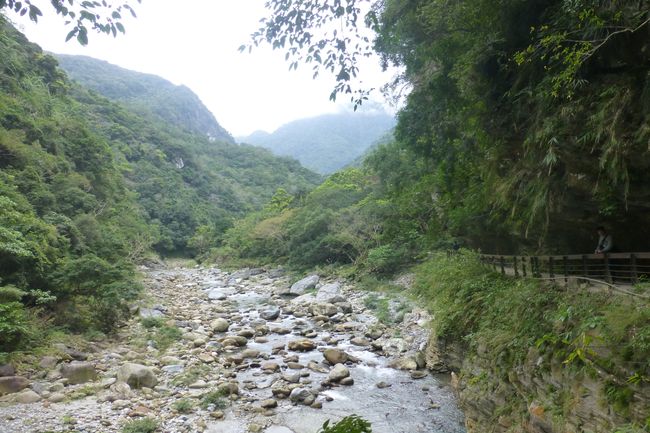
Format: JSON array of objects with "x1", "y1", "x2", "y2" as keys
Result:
[
  {"x1": 56, "y1": 54, "x2": 233, "y2": 143},
  {"x1": 239, "y1": 111, "x2": 395, "y2": 174}
]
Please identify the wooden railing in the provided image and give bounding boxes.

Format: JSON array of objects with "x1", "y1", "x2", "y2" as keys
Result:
[{"x1": 480, "y1": 252, "x2": 650, "y2": 286}]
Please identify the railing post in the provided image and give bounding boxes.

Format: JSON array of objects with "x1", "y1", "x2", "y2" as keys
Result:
[
  {"x1": 513, "y1": 256, "x2": 519, "y2": 277},
  {"x1": 603, "y1": 253, "x2": 612, "y2": 283},
  {"x1": 631, "y1": 254, "x2": 638, "y2": 284},
  {"x1": 563, "y1": 256, "x2": 569, "y2": 285},
  {"x1": 549, "y1": 256, "x2": 555, "y2": 279},
  {"x1": 500, "y1": 256, "x2": 505, "y2": 275}
]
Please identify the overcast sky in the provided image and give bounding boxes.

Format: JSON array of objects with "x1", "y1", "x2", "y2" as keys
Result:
[{"x1": 16, "y1": 1, "x2": 395, "y2": 136}]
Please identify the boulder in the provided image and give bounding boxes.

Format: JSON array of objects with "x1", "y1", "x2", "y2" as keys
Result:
[
  {"x1": 13, "y1": 389, "x2": 41, "y2": 404},
  {"x1": 60, "y1": 361, "x2": 97, "y2": 385},
  {"x1": 309, "y1": 303, "x2": 339, "y2": 317},
  {"x1": 208, "y1": 289, "x2": 227, "y2": 301},
  {"x1": 0, "y1": 364, "x2": 15, "y2": 377},
  {"x1": 260, "y1": 306, "x2": 281, "y2": 321},
  {"x1": 328, "y1": 364, "x2": 350, "y2": 382},
  {"x1": 316, "y1": 282, "x2": 344, "y2": 303},
  {"x1": 286, "y1": 275, "x2": 319, "y2": 296},
  {"x1": 138, "y1": 308, "x2": 164, "y2": 319},
  {"x1": 323, "y1": 349, "x2": 349, "y2": 365},
  {"x1": 389, "y1": 356, "x2": 418, "y2": 371},
  {"x1": 0, "y1": 376, "x2": 29, "y2": 395},
  {"x1": 289, "y1": 387, "x2": 315, "y2": 405},
  {"x1": 287, "y1": 339, "x2": 317, "y2": 352},
  {"x1": 117, "y1": 363, "x2": 157, "y2": 389},
  {"x1": 211, "y1": 318, "x2": 230, "y2": 333}
]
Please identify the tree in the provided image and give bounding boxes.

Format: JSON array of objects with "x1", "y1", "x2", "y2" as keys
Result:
[
  {"x1": 246, "y1": 0, "x2": 375, "y2": 106},
  {"x1": 0, "y1": 0, "x2": 140, "y2": 45}
]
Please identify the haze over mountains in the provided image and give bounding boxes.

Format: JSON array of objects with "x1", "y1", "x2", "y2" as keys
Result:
[
  {"x1": 56, "y1": 54, "x2": 234, "y2": 143},
  {"x1": 239, "y1": 109, "x2": 396, "y2": 174}
]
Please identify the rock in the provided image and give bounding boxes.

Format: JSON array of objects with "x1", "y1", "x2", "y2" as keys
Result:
[
  {"x1": 230, "y1": 268, "x2": 251, "y2": 280},
  {"x1": 269, "y1": 268, "x2": 285, "y2": 278},
  {"x1": 189, "y1": 380, "x2": 208, "y2": 389},
  {"x1": 328, "y1": 364, "x2": 350, "y2": 382},
  {"x1": 162, "y1": 365, "x2": 184, "y2": 374},
  {"x1": 335, "y1": 302, "x2": 353, "y2": 314},
  {"x1": 376, "y1": 381, "x2": 391, "y2": 389},
  {"x1": 323, "y1": 349, "x2": 348, "y2": 365},
  {"x1": 48, "y1": 392, "x2": 66, "y2": 403},
  {"x1": 39, "y1": 356, "x2": 59, "y2": 369},
  {"x1": 241, "y1": 349, "x2": 260, "y2": 359},
  {"x1": 260, "y1": 306, "x2": 281, "y2": 320},
  {"x1": 13, "y1": 389, "x2": 41, "y2": 404},
  {"x1": 309, "y1": 303, "x2": 339, "y2": 317},
  {"x1": 208, "y1": 289, "x2": 227, "y2": 301},
  {"x1": 60, "y1": 361, "x2": 97, "y2": 385},
  {"x1": 389, "y1": 356, "x2": 418, "y2": 371},
  {"x1": 287, "y1": 339, "x2": 317, "y2": 352},
  {"x1": 340, "y1": 377, "x2": 354, "y2": 386},
  {"x1": 350, "y1": 337, "x2": 370, "y2": 346},
  {"x1": 211, "y1": 318, "x2": 230, "y2": 333},
  {"x1": 260, "y1": 399, "x2": 278, "y2": 409},
  {"x1": 315, "y1": 282, "x2": 343, "y2": 303},
  {"x1": 289, "y1": 387, "x2": 313, "y2": 405},
  {"x1": 282, "y1": 372, "x2": 301, "y2": 384},
  {"x1": 139, "y1": 308, "x2": 164, "y2": 319},
  {"x1": 217, "y1": 382, "x2": 239, "y2": 395},
  {"x1": 52, "y1": 344, "x2": 88, "y2": 361},
  {"x1": 0, "y1": 364, "x2": 15, "y2": 377},
  {"x1": 117, "y1": 363, "x2": 157, "y2": 389},
  {"x1": 261, "y1": 362, "x2": 280, "y2": 372},
  {"x1": 286, "y1": 275, "x2": 319, "y2": 296},
  {"x1": 210, "y1": 410, "x2": 225, "y2": 420},
  {"x1": 0, "y1": 376, "x2": 29, "y2": 395},
  {"x1": 410, "y1": 371, "x2": 427, "y2": 379}
]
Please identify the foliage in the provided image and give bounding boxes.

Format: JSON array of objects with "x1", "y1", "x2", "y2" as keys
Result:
[
  {"x1": 121, "y1": 417, "x2": 158, "y2": 433},
  {"x1": 0, "y1": 0, "x2": 140, "y2": 45},
  {"x1": 318, "y1": 415, "x2": 372, "y2": 433},
  {"x1": 200, "y1": 389, "x2": 229, "y2": 410},
  {"x1": 172, "y1": 398, "x2": 194, "y2": 414}
]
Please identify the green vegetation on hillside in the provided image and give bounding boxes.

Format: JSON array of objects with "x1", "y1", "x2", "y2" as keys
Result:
[
  {"x1": 252, "y1": 0, "x2": 650, "y2": 254},
  {"x1": 0, "y1": 18, "x2": 320, "y2": 354}
]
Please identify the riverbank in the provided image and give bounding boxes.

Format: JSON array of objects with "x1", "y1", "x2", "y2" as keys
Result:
[{"x1": 0, "y1": 262, "x2": 465, "y2": 433}]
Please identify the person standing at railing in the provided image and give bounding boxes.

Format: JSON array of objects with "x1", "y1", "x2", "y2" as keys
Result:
[{"x1": 595, "y1": 226, "x2": 614, "y2": 254}]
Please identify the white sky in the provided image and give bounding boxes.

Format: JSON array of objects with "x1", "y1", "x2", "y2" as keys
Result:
[{"x1": 15, "y1": 0, "x2": 396, "y2": 136}]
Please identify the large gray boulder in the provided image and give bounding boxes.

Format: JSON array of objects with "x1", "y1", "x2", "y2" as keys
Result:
[
  {"x1": 117, "y1": 363, "x2": 157, "y2": 389},
  {"x1": 316, "y1": 282, "x2": 344, "y2": 303},
  {"x1": 0, "y1": 376, "x2": 29, "y2": 395},
  {"x1": 328, "y1": 364, "x2": 350, "y2": 382},
  {"x1": 0, "y1": 364, "x2": 15, "y2": 377},
  {"x1": 286, "y1": 275, "x2": 319, "y2": 296},
  {"x1": 309, "y1": 303, "x2": 339, "y2": 317},
  {"x1": 211, "y1": 318, "x2": 230, "y2": 332},
  {"x1": 60, "y1": 361, "x2": 97, "y2": 385}
]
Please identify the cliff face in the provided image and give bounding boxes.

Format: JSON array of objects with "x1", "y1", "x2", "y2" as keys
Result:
[{"x1": 426, "y1": 336, "x2": 650, "y2": 433}]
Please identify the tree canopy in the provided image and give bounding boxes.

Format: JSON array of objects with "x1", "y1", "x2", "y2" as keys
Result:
[{"x1": 0, "y1": 0, "x2": 140, "y2": 44}]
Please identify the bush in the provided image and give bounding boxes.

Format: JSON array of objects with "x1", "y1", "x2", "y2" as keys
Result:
[
  {"x1": 365, "y1": 244, "x2": 406, "y2": 274},
  {"x1": 0, "y1": 301, "x2": 29, "y2": 352},
  {"x1": 318, "y1": 416, "x2": 372, "y2": 433},
  {"x1": 122, "y1": 417, "x2": 158, "y2": 433}
]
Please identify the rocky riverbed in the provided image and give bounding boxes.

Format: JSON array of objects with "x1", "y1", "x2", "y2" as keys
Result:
[{"x1": 0, "y1": 263, "x2": 465, "y2": 433}]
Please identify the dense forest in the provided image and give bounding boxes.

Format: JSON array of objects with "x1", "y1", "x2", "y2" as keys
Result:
[
  {"x1": 0, "y1": 17, "x2": 319, "y2": 351},
  {"x1": 232, "y1": 0, "x2": 650, "y2": 265}
]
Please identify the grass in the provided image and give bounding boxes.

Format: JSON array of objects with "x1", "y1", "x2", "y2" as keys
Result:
[
  {"x1": 137, "y1": 317, "x2": 182, "y2": 351},
  {"x1": 122, "y1": 417, "x2": 159, "y2": 433},
  {"x1": 172, "y1": 398, "x2": 194, "y2": 414},
  {"x1": 171, "y1": 364, "x2": 211, "y2": 387},
  {"x1": 200, "y1": 389, "x2": 229, "y2": 409}
]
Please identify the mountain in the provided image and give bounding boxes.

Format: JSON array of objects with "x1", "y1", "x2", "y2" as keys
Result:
[
  {"x1": 55, "y1": 54, "x2": 233, "y2": 143},
  {"x1": 239, "y1": 110, "x2": 395, "y2": 174}
]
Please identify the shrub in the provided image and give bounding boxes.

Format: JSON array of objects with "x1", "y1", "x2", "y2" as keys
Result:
[
  {"x1": 122, "y1": 417, "x2": 158, "y2": 433},
  {"x1": 318, "y1": 415, "x2": 372, "y2": 433},
  {"x1": 0, "y1": 301, "x2": 29, "y2": 351}
]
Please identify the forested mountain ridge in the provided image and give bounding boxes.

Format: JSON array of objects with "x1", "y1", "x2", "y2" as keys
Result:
[
  {"x1": 56, "y1": 54, "x2": 234, "y2": 143},
  {"x1": 239, "y1": 110, "x2": 395, "y2": 174},
  {"x1": 0, "y1": 17, "x2": 320, "y2": 351}
]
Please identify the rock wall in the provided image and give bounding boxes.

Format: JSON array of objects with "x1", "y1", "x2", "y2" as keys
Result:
[{"x1": 425, "y1": 335, "x2": 650, "y2": 433}]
